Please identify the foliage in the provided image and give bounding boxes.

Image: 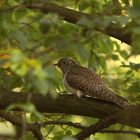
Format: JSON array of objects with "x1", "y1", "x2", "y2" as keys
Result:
[{"x1": 0, "y1": 0, "x2": 140, "y2": 140}]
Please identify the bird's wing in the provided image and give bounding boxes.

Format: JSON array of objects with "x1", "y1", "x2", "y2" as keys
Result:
[
  {"x1": 65, "y1": 66, "x2": 106, "y2": 98},
  {"x1": 66, "y1": 66, "x2": 129, "y2": 108}
]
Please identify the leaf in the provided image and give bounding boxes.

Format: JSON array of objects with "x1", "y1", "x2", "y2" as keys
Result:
[
  {"x1": 88, "y1": 51, "x2": 100, "y2": 71},
  {"x1": 7, "y1": 103, "x2": 44, "y2": 119},
  {"x1": 127, "y1": 80, "x2": 140, "y2": 94},
  {"x1": 77, "y1": 16, "x2": 95, "y2": 28},
  {"x1": 11, "y1": 30, "x2": 28, "y2": 49},
  {"x1": 78, "y1": 1, "x2": 90, "y2": 11},
  {"x1": 112, "y1": 54, "x2": 119, "y2": 60},
  {"x1": 121, "y1": 62, "x2": 140, "y2": 71},
  {"x1": 121, "y1": 0, "x2": 129, "y2": 5},
  {"x1": 20, "y1": 132, "x2": 36, "y2": 140},
  {"x1": 65, "y1": 130, "x2": 72, "y2": 135},
  {"x1": 120, "y1": 50, "x2": 129, "y2": 59},
  {"x1": 62, "y1": 136, "x2": 76, "y2": 140}
]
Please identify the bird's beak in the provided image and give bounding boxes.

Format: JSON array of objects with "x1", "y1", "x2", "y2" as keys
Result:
[{"x1": 53, "y1": 63, "x2": 58, "y2": 67}]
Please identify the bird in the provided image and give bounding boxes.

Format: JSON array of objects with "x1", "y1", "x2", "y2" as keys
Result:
[{"x1": 54, "y1": 57, "x2": 129, "y2": 108}]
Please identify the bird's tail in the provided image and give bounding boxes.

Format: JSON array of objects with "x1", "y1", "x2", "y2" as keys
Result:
[{"x1": 106, "y1": 88, "x2": 129, "y2": 108}]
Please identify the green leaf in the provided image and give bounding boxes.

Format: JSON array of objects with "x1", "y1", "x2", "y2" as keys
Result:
[
  {"x1": 120, "y1": 50, "x2": 129, "y2": 59},
  {"x1": 7, "y1": 103, "x2": 44, "y2": 119},
  {"x1": 62, "y1": 136, "x2": 76, "y2": 140},
  {"x1": 11, "y1": 30, "x2": 28, "y2": 49},
  {"x1": 127, "y1": 81, "x2": 140, "y2": 93},
  {"x1": 78, "y1": 1, "x2": 90, "y2": 11}
]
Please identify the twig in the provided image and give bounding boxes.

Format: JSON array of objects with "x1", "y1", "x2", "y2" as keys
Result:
[
  {"x1": 0, "y1": 4, "x2": 24, "y2": 14},
  {"x1": 37, "y1": 120, "x2": 85, "y2": 129},
  {"x1": 45, "y1": 125, "x2": 55, "y2": 137},
  {"x1": 36, "y1": 120, "x2": 140, "y2": 138},
  {"x1": 44, "y1": 115, "x2": 65, "y2": 137},
  {"x1": 0, "y1": 110, "x2": 139, "y2": 139},
  {"x1": 0, "y1": 111, "x2": 44, "y2": 140},
  {"x1": 75, "y1": 115, "x2": 117, "y2": 140}
]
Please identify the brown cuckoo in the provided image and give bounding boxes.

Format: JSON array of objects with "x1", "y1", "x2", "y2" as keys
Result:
[{"x1": 54, "y1": 58, "x2": 129, "y2": 108}]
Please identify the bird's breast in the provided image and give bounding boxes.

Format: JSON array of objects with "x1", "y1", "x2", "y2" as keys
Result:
[{"x1": 63, "y1": 72, "x2": 77, "y2": 94}]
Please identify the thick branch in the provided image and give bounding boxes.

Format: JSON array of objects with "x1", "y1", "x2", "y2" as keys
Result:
[
  {"x1": 0, "y1": 89, "x2": 121, "y2": 118},
  {"x1": 75, "y1": 105, "x2": 140, "y2": 139},
  {"x1": 0, "y1": 90, "x2": 140, "y2": 130}
]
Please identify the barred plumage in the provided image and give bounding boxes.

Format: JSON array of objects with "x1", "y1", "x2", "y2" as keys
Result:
[{"x1": 55, "y1": 58, "x2": 129, "y2": 108}]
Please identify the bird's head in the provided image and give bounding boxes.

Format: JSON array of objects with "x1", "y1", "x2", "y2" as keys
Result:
[{"x1": 54, "y1": 58, "x2": 78, "y2": 74}]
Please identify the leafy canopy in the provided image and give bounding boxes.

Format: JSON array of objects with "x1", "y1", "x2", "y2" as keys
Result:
[{"x1": 0, "y1": 0, "x2": 140, "y2": 139}]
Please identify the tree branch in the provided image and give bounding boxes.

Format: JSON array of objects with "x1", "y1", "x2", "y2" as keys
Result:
[
  {"x1": 25, "y1": 2, "x2": 131, "y2": 44},
  {"x1": 0, "y1": 2, "x2": 132, "y2": 44},
  {"x1": 37, "y1": 120, "x2": 140, "y2": 138},
  {"x1": 37, "y1": 120, "x2": 86, "y2": 129},
  {"x1": 0, "y1": 89, "x2": 121, "y2": 118},
  {"x1": 0, "y1": 89, "x2": 140, "y2": 129},
  {"x1": 75, "y1": 115, "x2": 117, "y2": 140},
  {"x1": 75, "y1": 105, "x2": 140, "y2": 139},
  {"x1": 0, "y1": 111, "x2": 44, "y2": 140}
]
